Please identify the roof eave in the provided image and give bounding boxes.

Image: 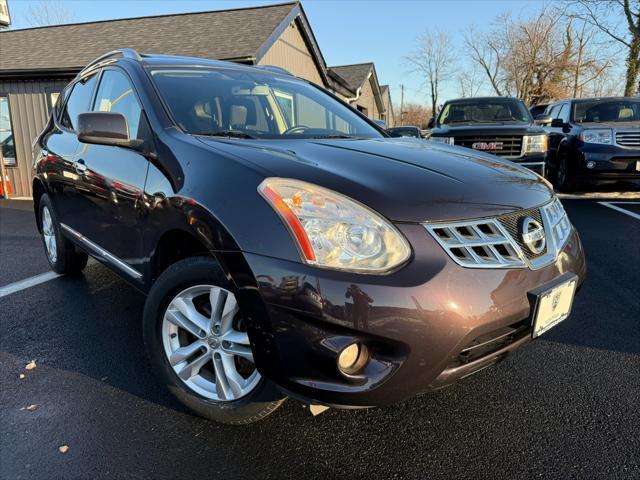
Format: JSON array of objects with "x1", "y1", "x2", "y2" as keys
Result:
[{"x1": 0, "y1": 67, "x2": 81, "y2": 80}]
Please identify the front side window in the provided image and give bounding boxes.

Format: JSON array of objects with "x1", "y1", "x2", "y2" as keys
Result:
[
  {"x1": 557, "y1": 103, "x2": 570, "y2": 123},
  {"x1": 0, "y1": 96, "x2": 16, "y2": 166},
  {"x1": 439, "y1": 99, "x2": 531, "y2": 125},
  {"x1": 92, "y1": 69, "x2": 143, "y2": 139},
  {"x1": 60, "y1": 74, "x2": 98, "y2": 130},
  {"x1": 572, "y1": 99, "x2": 640, "y2": 123},
  {"x1": 149, "y1": 67, "x2": 381, "y2": 139}
]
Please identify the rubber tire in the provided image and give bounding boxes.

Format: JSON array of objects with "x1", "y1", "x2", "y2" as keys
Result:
[
  {"x1": 38, "y1": 193, "x2": 88, "y2": 275},
  {"x1": 555, "y1": 152, "x2": 576, "y2": 192},
  {"x1": 143, "y1": 256, "x2": 285, "y2": 425}
]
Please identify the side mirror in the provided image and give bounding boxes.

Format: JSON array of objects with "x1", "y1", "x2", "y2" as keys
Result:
[
  {"x1": 535, "y1": 114, "x2": 553, "y2": 126},
  {"x1": 427, "y1": 118, "x2": 435, "y2": 129},
  {"x1": 550, "y1": 118, "x2": 566, "y2": 128},
  {"x1": 77, "y1": 112, "x2": 140, "y2": 148}
]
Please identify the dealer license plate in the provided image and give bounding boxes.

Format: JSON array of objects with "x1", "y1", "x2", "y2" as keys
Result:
[{"x1": 531, "y1": 275, "x2": 578, "y2": 338}]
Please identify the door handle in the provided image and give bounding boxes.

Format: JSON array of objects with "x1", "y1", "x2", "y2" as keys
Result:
[{"x1": 75, "y1": 159, "x2": 87, "y2": 174}]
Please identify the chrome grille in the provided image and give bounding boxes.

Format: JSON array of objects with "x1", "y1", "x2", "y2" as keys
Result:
[
  {"x1": 454, "y1": 136, "x2": 523, "y2": 158},
  {"x1": 426, "y1": 219, "x2": 526, "y2": 268},
  {"x1": 425, "y1": 198, "x2": 572, "y2": 270},
  {"x1": 615, "y1": 131, "x2": 640, "y2": 147},
  {"x1": 541, "y1": 199, "x2": 571, "y2": 250}
]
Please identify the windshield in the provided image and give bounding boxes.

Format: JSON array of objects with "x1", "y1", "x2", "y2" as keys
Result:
[
  {"x1": 388, "y1": 127, "x2": 421, "y2": 138},
  {"x1": 438, "y1": 99, "x2": 531, "y2": 125},
  {"x1": 572, "y1": 99, "x2": 640, "y2": 123},
  {"x1": 149, "y1": 67, "x2": 382, "y2": 139}
]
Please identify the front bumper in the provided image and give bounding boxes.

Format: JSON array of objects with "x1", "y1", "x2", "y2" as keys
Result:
[
  {"x1": 514, "y1": 152, "x2": 546, "y2": 176},
  {"x1": 576, "y1": 144, "x2": 640, "y2": 180},
  {"x1": 226, "y1": 224, "x2": 586, "y2": 408}
]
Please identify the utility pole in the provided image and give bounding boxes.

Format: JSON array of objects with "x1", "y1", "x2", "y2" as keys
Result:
[{"x1": 399, "y1": 84, "x2": 405, "y2": 126}]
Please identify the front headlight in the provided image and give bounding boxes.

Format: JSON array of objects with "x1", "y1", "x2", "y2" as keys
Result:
[
  {"x1": 430, "y1": 136, "x2": 454, "y2": 145},
  {"x1": 258, "y1": 178, "x2": 411, "y2": 273},
  {"x1": 580, "y1": 129, "x2": 613, "y2": 144},
  {"x1": 524, "y1": 134, "x2": 547, "y2": 153}
]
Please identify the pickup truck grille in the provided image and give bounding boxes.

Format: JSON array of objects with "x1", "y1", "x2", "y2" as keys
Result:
[
  {"x1": 616, "y1": 131, "x2": 640, "y2": 147},
  {"x1": 454, "y1": 136, "x2": 523, "y2": 158}
]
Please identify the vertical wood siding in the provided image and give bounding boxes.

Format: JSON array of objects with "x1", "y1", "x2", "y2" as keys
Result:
[
  {"x1": 0, "y1": 79, "x2": 68, "y2": 197},
  {"x1": 259, "y1": 22, "x2": 324, "y2": 85},
  {"x1": 354, "y1": 76, "x2": 381, "y2": 120}
]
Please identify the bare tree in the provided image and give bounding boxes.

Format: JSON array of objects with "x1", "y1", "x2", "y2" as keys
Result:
[
  {"x1": 393, "y1": 102, "x2": 432, "y2": 129},
  {"x1": 456, "y1": 63, "x2": 485, "y2": 98},
  {"x1": 26, "y1": 0, "x2": 75, "y2": 27},
  {"x1": 565, "y1": 17, "x2": 613, "y2": 97},
  {"x1": 405, "y1": 30, "x2": 456, "y2": 115},
  {"x1": 464, "y1": 25, "x2": 505, "y2": 96},
  {"x1": 466, "y1": 6, "x2": 613, "y2": 104},
  {"x1": 572, "y1": 0, "x2": 640, "y2": 96}
]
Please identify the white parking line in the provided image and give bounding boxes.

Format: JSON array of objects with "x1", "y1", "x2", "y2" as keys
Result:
[
  {"x1": 0, "y1": 271, "x2": 61, "y2": 299},
  {"x1": 598, "y1": 202, "x2": 640, "y2": 220}
]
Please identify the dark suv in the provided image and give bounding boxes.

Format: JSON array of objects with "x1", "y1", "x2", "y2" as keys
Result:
[
  {"x1": 33, "y1": 50, "x2": 586, "y2": 424},
  {"x1": 539, "y1": 97, "x2": 640, "y2": 191},
  {"x1": 429, "y1": 97, "x2": 548, "y2": 175}
]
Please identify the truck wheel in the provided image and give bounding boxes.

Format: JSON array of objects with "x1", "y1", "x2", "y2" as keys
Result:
[
  {"x1": 555, "y1": 154, "x2": 576, "y2": 192},
  {"x1": 143, "y1": 256, "x2": 285, "y2": 425},
  {"x1": 38, "y1": 194, "x2": 88, "y2": 275}
]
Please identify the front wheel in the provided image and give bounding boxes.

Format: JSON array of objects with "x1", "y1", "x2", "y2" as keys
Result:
[
  {"x1": 38, "y1": 193, "x2": 88, "y2": 275},
  {"x1": 143, "y1": 256, "x2": 285, "y2": 424},
  {"x1": 555, "y1": 153, "x2": 577, "y2": 192}
]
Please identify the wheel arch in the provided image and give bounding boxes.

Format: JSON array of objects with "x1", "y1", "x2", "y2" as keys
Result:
[
  {"x1": 151, "y1": 228, "x2": 217, "y2": 282},
  {"x1": 32, "y1": 177, "x2": 47, "y2": 233}
]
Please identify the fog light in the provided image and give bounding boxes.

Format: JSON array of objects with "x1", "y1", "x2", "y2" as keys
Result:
[
  {"x1": 586, "y1": 161, "x2": 596, "y2": 169},
  {"x1": 337, "y1": 343, "x2": 369, "y2": 375}
]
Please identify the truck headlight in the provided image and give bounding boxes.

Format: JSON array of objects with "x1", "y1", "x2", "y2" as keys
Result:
[
  {"x1": 259, "y1": 178, "x2": 411, "y2": 273},
  {"x1": 523, "y1": 134, "x2": 548, "y2": 154},
  {"x1": 430, "y1": 136, "x2": 454, "y2": 145},
  {"x1": 580, "y1": 129, "x2": 613, "y2": 145}
]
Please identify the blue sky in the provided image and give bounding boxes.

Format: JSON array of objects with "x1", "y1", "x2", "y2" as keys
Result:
[{"x1": 6, "y1": 1, "x2": 548, "y2": 105}]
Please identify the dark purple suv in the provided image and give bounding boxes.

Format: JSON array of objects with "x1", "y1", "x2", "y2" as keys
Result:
[{"x1": 33, "y1": 50, "x2": 586, "y2": 424}]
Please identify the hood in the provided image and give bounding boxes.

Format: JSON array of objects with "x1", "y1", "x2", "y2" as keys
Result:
[
  {"x1": 431, "y1": 124, "x2": 544, "y2": 136},
  {"x1": 197, "y1": 137, "x2": 553, "y2": 223},
  {"x1": 579, "y1": 121, "x2": 640, "y2": 130}
]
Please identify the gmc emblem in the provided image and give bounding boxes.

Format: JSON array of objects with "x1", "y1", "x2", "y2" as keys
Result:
[{"x1": 472, "y1": 142, "x2": 504, "y2": 151}]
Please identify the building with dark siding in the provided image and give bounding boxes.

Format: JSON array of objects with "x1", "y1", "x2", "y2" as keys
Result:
[{"x1": 0, "y1": 2, "x2": 391, "y2": 197}]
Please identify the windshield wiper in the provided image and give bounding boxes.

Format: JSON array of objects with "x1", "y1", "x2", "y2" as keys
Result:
[
  {"x1": 310, "y1": 134, "x2": 356, "y2": 139},
  {"x1": 196, "y1": 130, "x2": 256, "y2": 139}
]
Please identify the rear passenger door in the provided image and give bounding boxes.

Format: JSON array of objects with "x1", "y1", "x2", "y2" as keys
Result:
[{"x1": 72, "y1": 67, "x2": 152, "y2": 281}]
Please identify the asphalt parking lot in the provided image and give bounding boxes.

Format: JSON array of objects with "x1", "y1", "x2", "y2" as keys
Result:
[{"x1": 1, "y1": 195, "x2": 639, "y2": 480}]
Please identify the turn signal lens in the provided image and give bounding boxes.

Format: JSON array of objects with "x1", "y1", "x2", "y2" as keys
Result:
[
  {"x1": 524, "y1": 134, "x2": 548, "y2": 154},
  {"x1": 258, "y1": 178, "x2": 411, "y2": 273},
  {"x1": 430, "y1": 136, "x2": 454, "y2": 145}
]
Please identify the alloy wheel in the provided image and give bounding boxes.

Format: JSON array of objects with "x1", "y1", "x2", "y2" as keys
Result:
[
  {"x1": 161, "y1": 284, "x2": 260, "y2": 401},
  {"x1": 41, "y1": 206, "x2": 57, "y2": 263}
]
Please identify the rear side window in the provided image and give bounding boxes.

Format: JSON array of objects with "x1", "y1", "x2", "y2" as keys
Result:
[
  {"x1": 60, "y1": 74, "x2": 98, "y2": 130},
  {"x1": 92, "y1": 69, "x2": 143, "y2": 139}
]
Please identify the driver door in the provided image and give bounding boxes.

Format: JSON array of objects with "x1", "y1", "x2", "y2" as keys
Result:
[{"x1": 72, "y1": 67, "x2": 152, "y2": 281}]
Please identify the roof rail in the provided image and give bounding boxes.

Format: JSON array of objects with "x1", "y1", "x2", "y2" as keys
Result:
[
  {"x1": 80, "y1": 48, "x2": 143, "y2": 74},
  {"x1": 254, "y1": 65, "x2": 292, "y2": 76}
]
